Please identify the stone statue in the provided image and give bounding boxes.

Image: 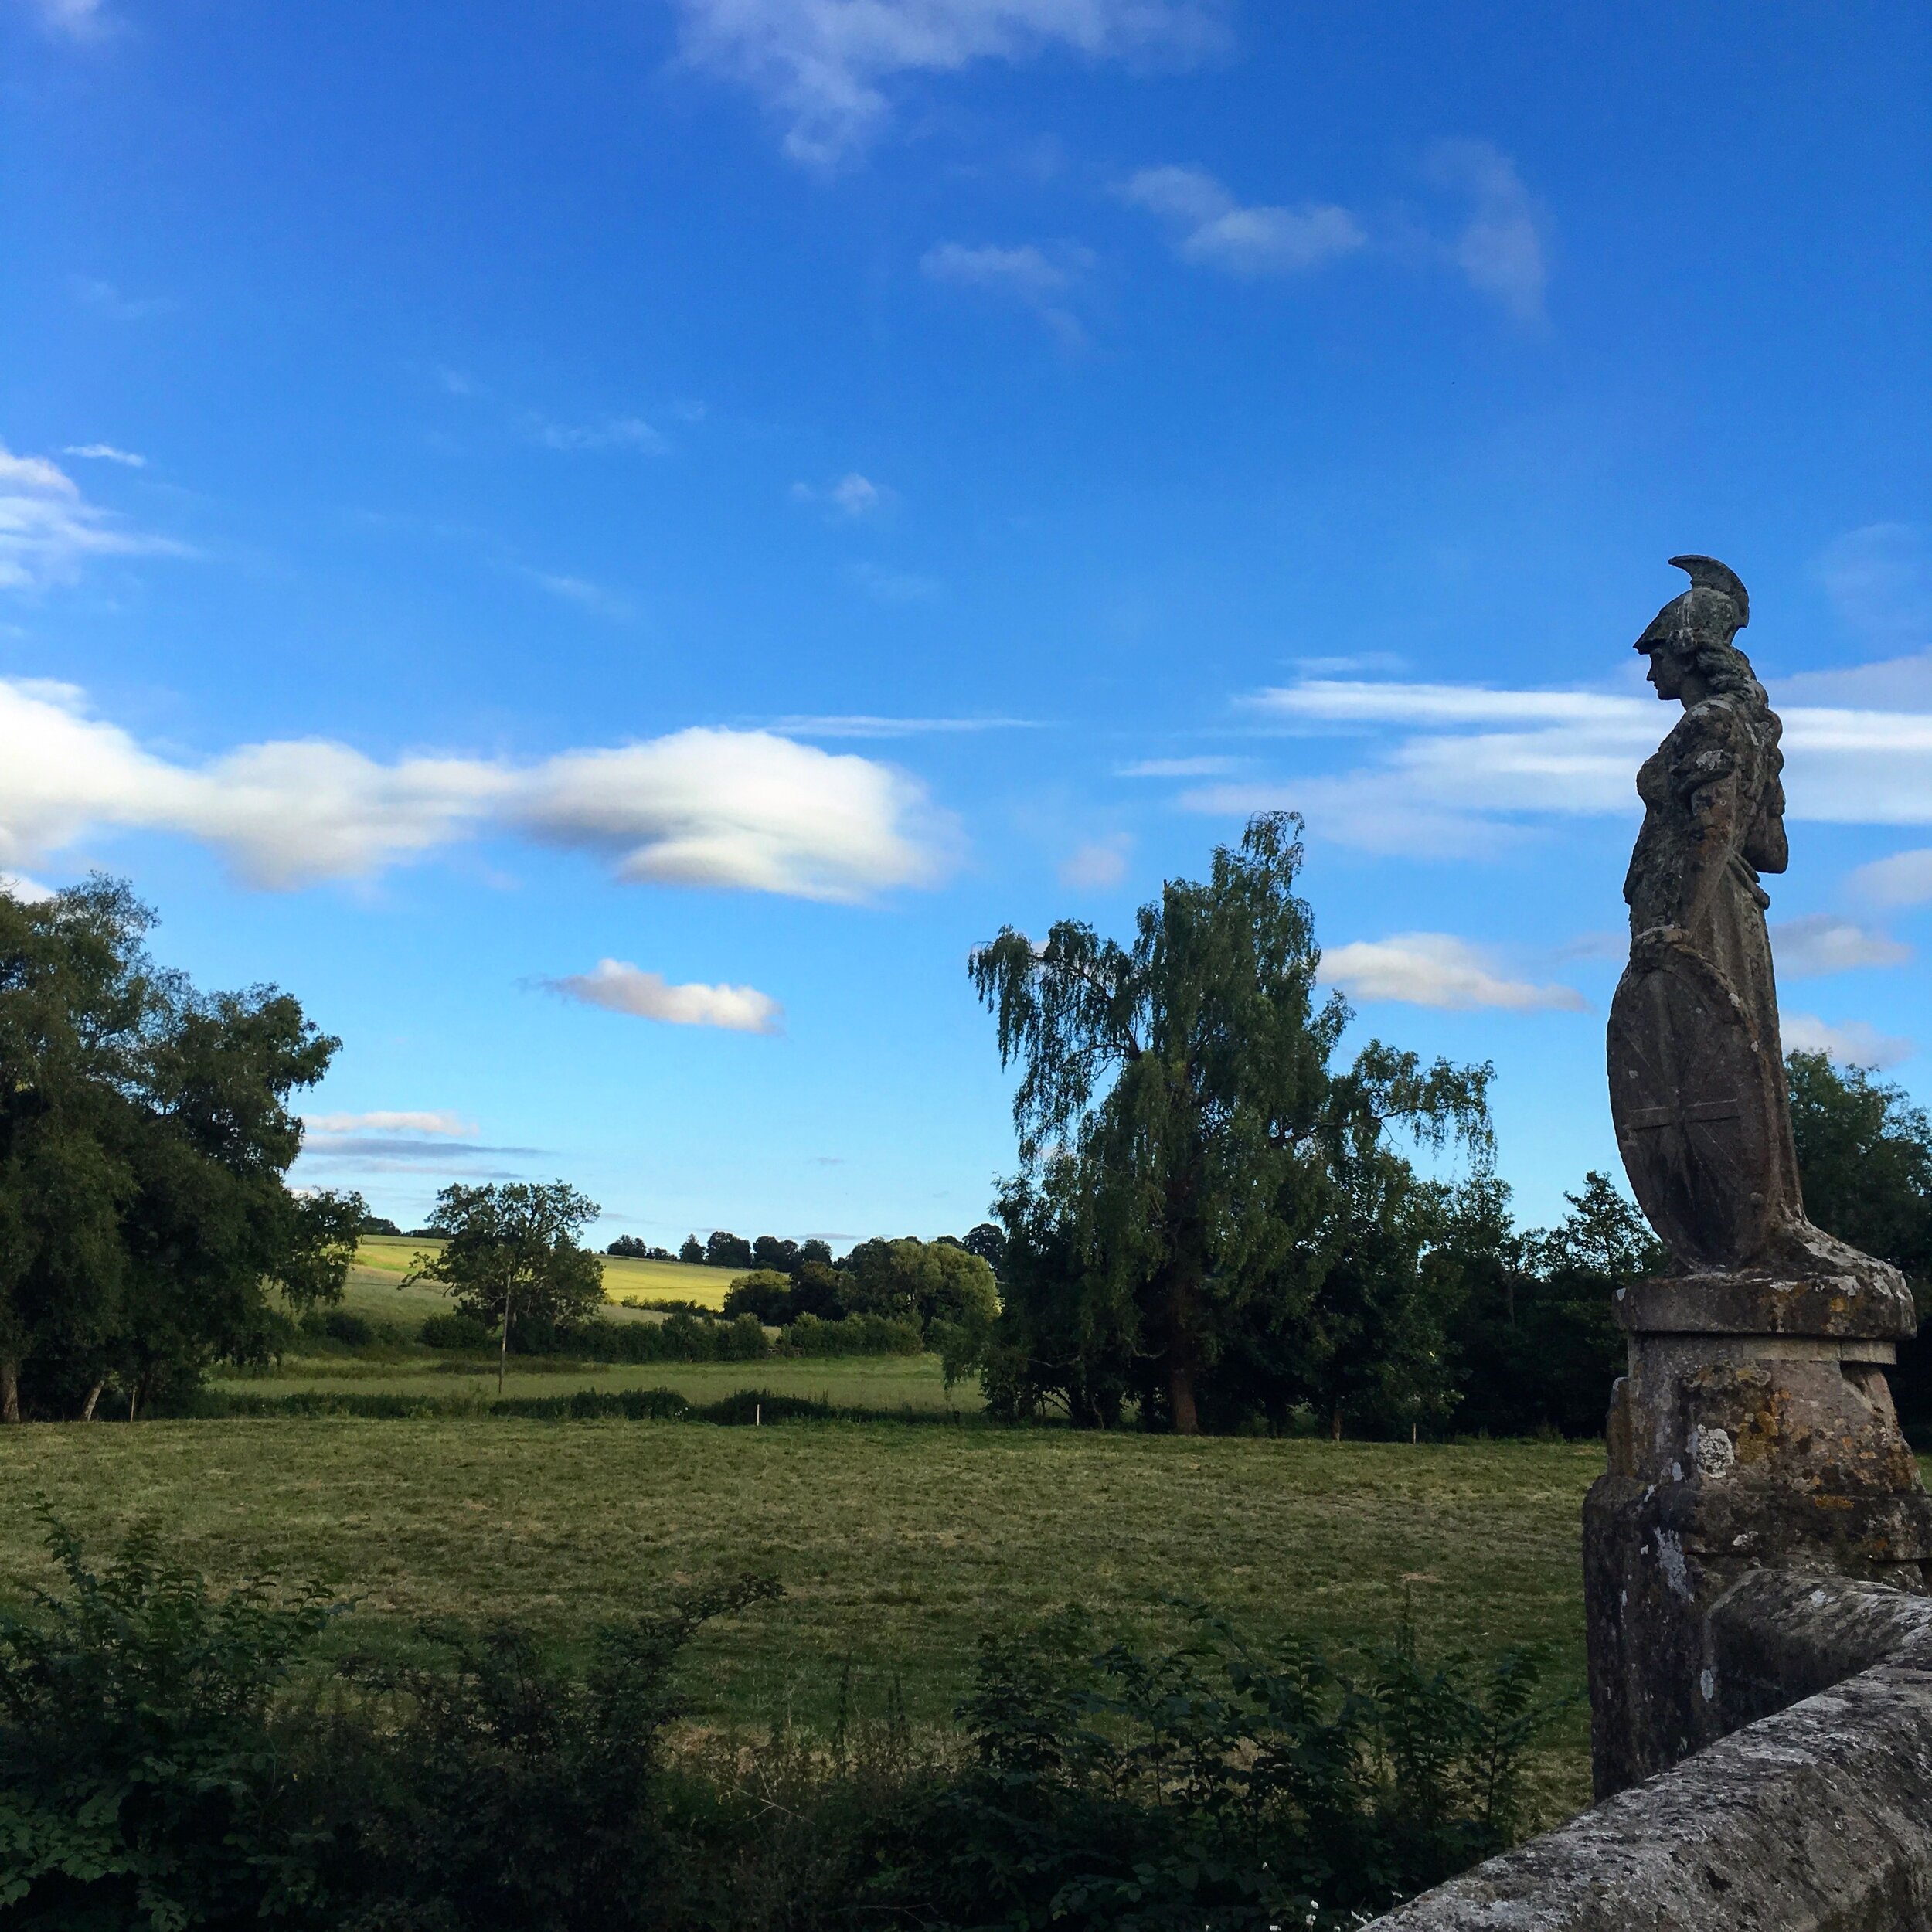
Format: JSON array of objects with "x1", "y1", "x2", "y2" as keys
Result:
[
  {"x1": 1585, "y1": 556, "x2": 1931, "y2": 1800},
  {"x1": 1607, "y1": 556, "x2": 1903, "y2": 1301}
]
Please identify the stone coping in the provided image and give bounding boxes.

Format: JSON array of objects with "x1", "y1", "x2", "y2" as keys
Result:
[
  {"x1": 1614, "y1": 1270, "x2": 1917, "y2": 1342},
  {"x1": 1369, "y1": 1572, "x2": 1932, "y2": 1930}
]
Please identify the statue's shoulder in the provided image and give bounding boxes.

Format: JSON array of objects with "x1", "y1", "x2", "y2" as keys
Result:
[{"x1": 1664, "y1": 698, "x2": 1747, "y2": 789}]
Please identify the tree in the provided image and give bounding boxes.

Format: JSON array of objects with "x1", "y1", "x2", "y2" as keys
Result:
[
  {"x1": 1787, "y1": 1050, "x2": 1932, "y2": 1425},
  {"x1": 720, "y1": 1269, "x2": 794, "y2": 1325},
  {"x1": 751, "y1": 1234, "x2": 800, "y2": 1274},
  {"x1": 971, "y1": 813, "x2": 1491, "y2": 1434},
  {"x1": 842, "y1": 1237, "x2": 999, "y2": 1332},
  {"x1": 703, "y1": 1230, "x2": 753, "y2": 1271},
  {"x1": 959, "y1": 1223, "x2": 1008, "y2": 1277},
  {"x1": 405, "y1": 1182, "x2": 602, "y2": 1394},
  {"x1": 679, "y1": 1235, "x2": 703, "y2": 1264},
  {"x1": 0, "y1": 878, "x2": 356, "y2": 1421}
]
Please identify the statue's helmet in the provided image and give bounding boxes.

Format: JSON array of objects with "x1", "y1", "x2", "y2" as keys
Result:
[{"x1": 1636, "y1": 555, "x2": 1750, "y2": 656}]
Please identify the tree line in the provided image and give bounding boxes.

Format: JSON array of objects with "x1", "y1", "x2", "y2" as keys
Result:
[{"x1": 957, "y1": 812, "x2": 1932, "y2": 1439}]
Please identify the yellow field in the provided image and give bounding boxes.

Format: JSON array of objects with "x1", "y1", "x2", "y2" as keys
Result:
[{"x1": 339, "y1": 1234, "x2": 745, "y2": 1326}]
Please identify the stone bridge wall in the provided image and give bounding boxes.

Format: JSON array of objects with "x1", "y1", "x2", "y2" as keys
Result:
[{"x1": 1369, "y1": 1572, "x2": 1932, "y2": 1931}]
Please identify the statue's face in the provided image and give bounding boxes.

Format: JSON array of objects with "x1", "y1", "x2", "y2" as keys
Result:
[{"x1": 1641, "y1": 644, "x2": 1689, "y2": 702}]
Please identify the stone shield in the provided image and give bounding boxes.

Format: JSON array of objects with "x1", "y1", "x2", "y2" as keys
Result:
[{"x1": 1607, "y1": 934, "x2": 1780, "y2": 1270}]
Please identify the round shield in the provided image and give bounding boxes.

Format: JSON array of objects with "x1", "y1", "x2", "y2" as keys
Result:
[{"x1": 1607, "y1": 934, "x2": 1780, "y2": 1271}]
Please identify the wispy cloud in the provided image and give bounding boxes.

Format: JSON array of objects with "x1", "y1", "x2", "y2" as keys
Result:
[
  {"x1": 61, "y1": 444, "x2": 146, "y2": 468},
  {"x1": 675, "y1": 0, "x2": 1227, "y2": 168},
  {"x1": 27, "y1": 0, "x2": 105, "y2": 36},
  {"x1": 0, "y1": 870, "x2": 54, "y2": 903},
  {"x1": 1060, "y1": 834, "x2": 1131, "y2": 889},
  {"x1": 1322, "y1": 933, "x2": 1585, "y2": 1012},
  {"x1": 1852, "y1": 848, "x2": 1932, "y2": 908},
  {"x1": 1770, "y1": 914, "x2": 1910, "y2": 977},
  {"x1": 1423, "y1": 139, "x2": 1548, "y2": 322},
  {"x1": 540, "y1": 958, "x2": 784, "y2": 1034},
  {"x1": 771, "y1": 714, "x2": 1039, "y2": 737},
  {"x1": 0, "y1": 444, "x2": 185, "y2": 591},
  {"x1": 1117, "y1": 756, "x2": 1237, "y2": 777},
  {"x1": 1121, "y1": 165, "x2": 1365, "y2": 277},
  {"x1": 0, "y1": 679, "x2": 952, "y2": 900},
  {"x1": 524, "y1": 413, "x2": 668, "y2": 454},
  {"x1": 1782, "y1": 1012, "x2": 1914, "y2": 1070},
  {"x1": 304, "y1": 1111, "x2": 476, "y2": 1137},
  {"x1": 525, "y1": 570, "x2": 635, "y2": 621},
  {"x1": 921, "y1": 240, "x2": 1092, "y2": 345},
  {"x1": 1179, "y1": 671, "x2": 1932, "y2": 855},
  {"x1": 849, "y1": 560, "x2": 941, "y2": 603},
  {"x1": 791, "y1": 472, "x2": 891, "y2": 519},
  {"x1": 71, "y1": 277, "x2": 172, "y2": 321}
]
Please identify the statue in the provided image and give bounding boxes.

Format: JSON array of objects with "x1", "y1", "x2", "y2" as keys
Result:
[
  {"x1": 1585, "y1": 556, "x2": 1930, "y2": 1800},
  {"x1": 1608, "y1": 556, "x2": 1895, "y2": 1293}
]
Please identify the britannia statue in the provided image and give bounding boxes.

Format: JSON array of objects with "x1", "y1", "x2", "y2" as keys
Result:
[{"x1": 1607, "y1": 556, "x2": 1873, "y2": 1284}]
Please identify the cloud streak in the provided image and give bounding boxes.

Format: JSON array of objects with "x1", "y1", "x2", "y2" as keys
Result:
[
  {"x1": 304, "y1": 1111, "x2": 476, "y2": 1137},
  {"x1": 541, "y1": 959, "x2": 784, "y2": 1034},
  {"x1": 1770, "y1": 915, "x2": 1910, "y2": 978},
  {"x1": 1782, "y1": 1012, "x2": 1914, "y2": 1071},
  {"x1": 0, "y1": 679, "x2": 951, "y2": 900},
  {"x1": 676, "y1": 0, "x2": 1226, "y2": 166},
  {"x1": 1121, "y1": 165, "x2": 1364, "y2": 277},
  {"x1": 1321, "y1": 933, "x2": 1585, "y2": 1012},
  {"x1": 0, "y1": 444, "x2": 183, "y2": 591}
]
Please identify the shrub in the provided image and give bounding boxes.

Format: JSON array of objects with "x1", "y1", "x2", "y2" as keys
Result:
[
  {"x1": 422, "y1": 1311, "x2": 495, "y2": 1351},
  {"x1": 787, "y1": 1312, "x2": 924, "y2": 1358}
]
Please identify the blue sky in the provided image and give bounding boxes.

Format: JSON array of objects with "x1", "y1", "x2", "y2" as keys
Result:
[{"x1": 3, "y1": 0, "x2": 1928, "y2": 1241}]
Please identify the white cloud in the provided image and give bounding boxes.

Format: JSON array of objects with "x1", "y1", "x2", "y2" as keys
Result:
[
  {"x1": 1853, "y1": 848, "x2": 1932, "y2": 908},
  {"x1": 1321, "y1": 933, "x2": 1585, "y2": 1012},
  {"x1": 772, "y1": 713, "x2": 1038, "y2": 736},
  {"x1": 1816, "y1": 523, "x2": 1930, "y2": 651},
  {"x1": 1117, "y1": 756, "x2": 1236, "y2": 777},
  {"x1": 0, "y1": 869, "x2": 54, "y2": 902},
  {"x1": 526, "y1": 414, "x2": 668, "y2": 454},
  {"x1": 29, "y1": 0, "x2": 105, "y2": 38},
  {"x1": 921, "y1": 241, "x2": 1091, "y2": 343},
  {"x1": 1770, "y1": 914, "x2": 1910, "y2": 977},
  {"x1": 0, "y1": 444, "x2": 183, "y2": 591},
  {"x1": 1189, "y1": 674, "x2": 1932, "y2": 854},
  {"x1": 61, "y1": 444, "x2": 145, "y2": 467},
  {"x1": 0, "y1": 679, "x2": 950, "y2": 900},
  {"x1": 527, "y1": 571, "x2": 634, "y2": 621},
  {"x1": 1781, "y1": 1012, "x2": 1915, "y2": 1070},
  {"x1": 675, "y1": 0, "x2": 1226, "y2": 167},
  {"x1": 792, "y1": 472, "x2": 890, "y2": 518},
  {"x1": 1060, "y1": 834, "x2": 1131, "y2": 888},
  {"x1": 71, "y1": 277, "x2": 170, "y2": 320},
  {"x1": 542, "y1": 958, "x2": 784, "y2": 1034},
  {"x1": 850, "y1": 560, "x2": 941, "y2": 603},
  {"x1": 1121, "y1": 165, "x2": 1365, "y2": 277},
  {"x1": 304, "y1": 1111, "x2": 476, "y2": 1136},
  {"x1": 1423, "y1": 139, "x2": 1548, "y2": 322}
]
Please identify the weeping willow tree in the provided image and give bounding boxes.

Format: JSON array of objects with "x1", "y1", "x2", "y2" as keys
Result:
[{"x1": 970, "y1": 813, "x2": 1492, "y2": 1435}]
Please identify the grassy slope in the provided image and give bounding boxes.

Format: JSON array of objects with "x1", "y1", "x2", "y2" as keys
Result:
[
  {"x1": 209, "y1": 1355, "x2": 970, "y2": 1410},
  {"x1": 0, "y1": 1423, "x2": 1600, "y2": 1806},
  {"x1": 338, "y1": 1236, "x2": 745, "y2": 1327}
]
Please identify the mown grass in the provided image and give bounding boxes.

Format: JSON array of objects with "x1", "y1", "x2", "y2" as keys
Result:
[
  {"x1": 346, "y1": 1235, "x2": 743, "y2": 1321},
  {"x1": 0, "y1": 1421, "x2": 1603, "y2": 1810}
]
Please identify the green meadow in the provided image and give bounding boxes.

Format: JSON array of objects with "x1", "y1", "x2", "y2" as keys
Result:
[{"x1": 0, "y1": 1420, "x2": 1605, "y2": 1813}]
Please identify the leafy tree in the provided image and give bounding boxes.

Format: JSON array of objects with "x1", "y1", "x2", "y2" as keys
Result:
[
  {"x1": 971, "y1": 813, "x2": 1490, "y2": 1434},
  {"x1": 721, "y1": 1269, "x2": 794, "y2": 1325},
  {"x1": 0, "y1": 878, "x2": 355, "y2": 1422},
  {"x1": 360, "y1": 1213, "x2": 403, "y2": 1236},
  {"x1": 842, "y1": 1237, "x2": 999, "y2": 1332},
  {"x1": 798, "y1": 1237, "x2": 834, "y2": 1267},
  {"x1": 752, "y1": 1234, "x2": 800, "y2": 1274},
  {"x1": 1788, "y1": 1050, "x2": 1932, "y2": 1425},
  {"x1": 959, "y1": 1222, "x2": 1009, "y2": 1276},
  {"x1": 678, "y1": 1234, "x2": 703, "y2": 1264},
  {"x1": 405, "y1": 1182, "x2": 602, "y2": 1394},
  {"x1": 704, "y1": 1230, "x2": 753, "y2": 1271}
]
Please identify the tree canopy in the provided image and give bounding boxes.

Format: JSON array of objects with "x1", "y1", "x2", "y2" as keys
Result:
[
  {"x1": 970, "y1": 813, "x2": 1492, "y2": 1434},
  {"x1": 0, "y1": 878, "x2": 358, "y2": 1420}
]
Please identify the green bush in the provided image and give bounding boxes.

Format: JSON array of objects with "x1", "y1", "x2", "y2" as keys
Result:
[{"x1": 422, "y1": 1311, "x2": 495, "y2": 1351}]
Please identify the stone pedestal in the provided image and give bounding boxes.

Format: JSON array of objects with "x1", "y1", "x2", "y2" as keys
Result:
[{"x1": 1583, "y1": 1261, "x2": 1932, "y2": 1798}]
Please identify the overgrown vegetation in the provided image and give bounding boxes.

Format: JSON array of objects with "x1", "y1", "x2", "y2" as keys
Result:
[{"x1": 0, "y1": 1514, "x2": 1558, "y2": 1930}]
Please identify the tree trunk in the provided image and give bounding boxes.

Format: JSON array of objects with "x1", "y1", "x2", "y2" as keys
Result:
[
  {"x1": 1, "y1": 1358, "x2": 19, "y2": 1424},
  {"x1": 80, "y1": 1380, "x2": 104, "y2": 1423},
  {"x1": 1169, "y1": 1363, "x2": 1199, "y2": 1437},
  {"x1": 1331, "y1": 1400, "x2": 1343, "y2": 1443},
  {"x1": 498, "y1": 1291, "x2": 512, "y2": 1398},
  {"x1": 1165, "y1": 1266, "x2": 1202, "y2": 1437}
]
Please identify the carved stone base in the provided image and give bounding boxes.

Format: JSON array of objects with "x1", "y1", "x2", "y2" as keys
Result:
[{"x1": 1583, "y1": 1274, "x2": 1932, "y2": 1798}]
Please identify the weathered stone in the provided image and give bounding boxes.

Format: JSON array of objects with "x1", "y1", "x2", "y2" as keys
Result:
[
  {"x1": 1369, "y1": 1576, "x2": 1932, "y2": 1930},
  {"x1": 1587, "y1": 556, "x2": 1932, "y2": 1796}
]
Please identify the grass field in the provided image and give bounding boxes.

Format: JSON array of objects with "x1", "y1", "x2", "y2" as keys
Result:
[
  {"x1": 0, "y1": 1422, "x2": 1604, "y2": 1811},
  {"x1": 335, "y1": 1236, "x2": 745, "y2": 1328},
  {"x1": 210, "y1": 1353, "x2": 971, "y2": 1410}
]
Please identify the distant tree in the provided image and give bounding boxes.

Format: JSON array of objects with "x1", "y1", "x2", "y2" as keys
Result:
[
  {"x1": 971, "y1": 813, "x2": 1489, "y2": 1434},
  {"x1": 721, "y1": 1270, "x2": 794, "y2": 1325},
  {"x1": 359, "y1": 1213, "x2": 403, "y2": 1236},
  {"x1": 752, "y1": 1234, "x2": 800, "y2": 1275},
  {"x1": 842, "y1": 1238, "x2": 999, "y2": 1332},
  {"x1": 607, "y1": 1235, "x2": 658, "y2": 1259},
  {"x1": 798, "y1": 1238, "x2": 834, "y2": 1268},
  {"x1": 704, "y1": 1230, "x2": 753, "y2": 1271},
  {"x1": 959, "y1": 1223, "x2": 1009, "y2": 1277},
  {"x1": 787, "y1": 1259, "x2": 846, "y2": 1321},
  {"x1": 1788, "y1": 1050, "x2": 1932, "y2": 1425},
  {"x1": 405, "y1": 1182, "x2": 602, "y2": 1394},
  {"x1": 679, "y1": 1235, "x2": 704, "y2": 1264},
  {"x1": 0, "y1": 877, "x2": 356, "y2": 1422}
]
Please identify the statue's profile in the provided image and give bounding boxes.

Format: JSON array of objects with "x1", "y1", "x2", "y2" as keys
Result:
[{"x1": 1607, "y1": 556, "x2": 1899, "y2": 1295}]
